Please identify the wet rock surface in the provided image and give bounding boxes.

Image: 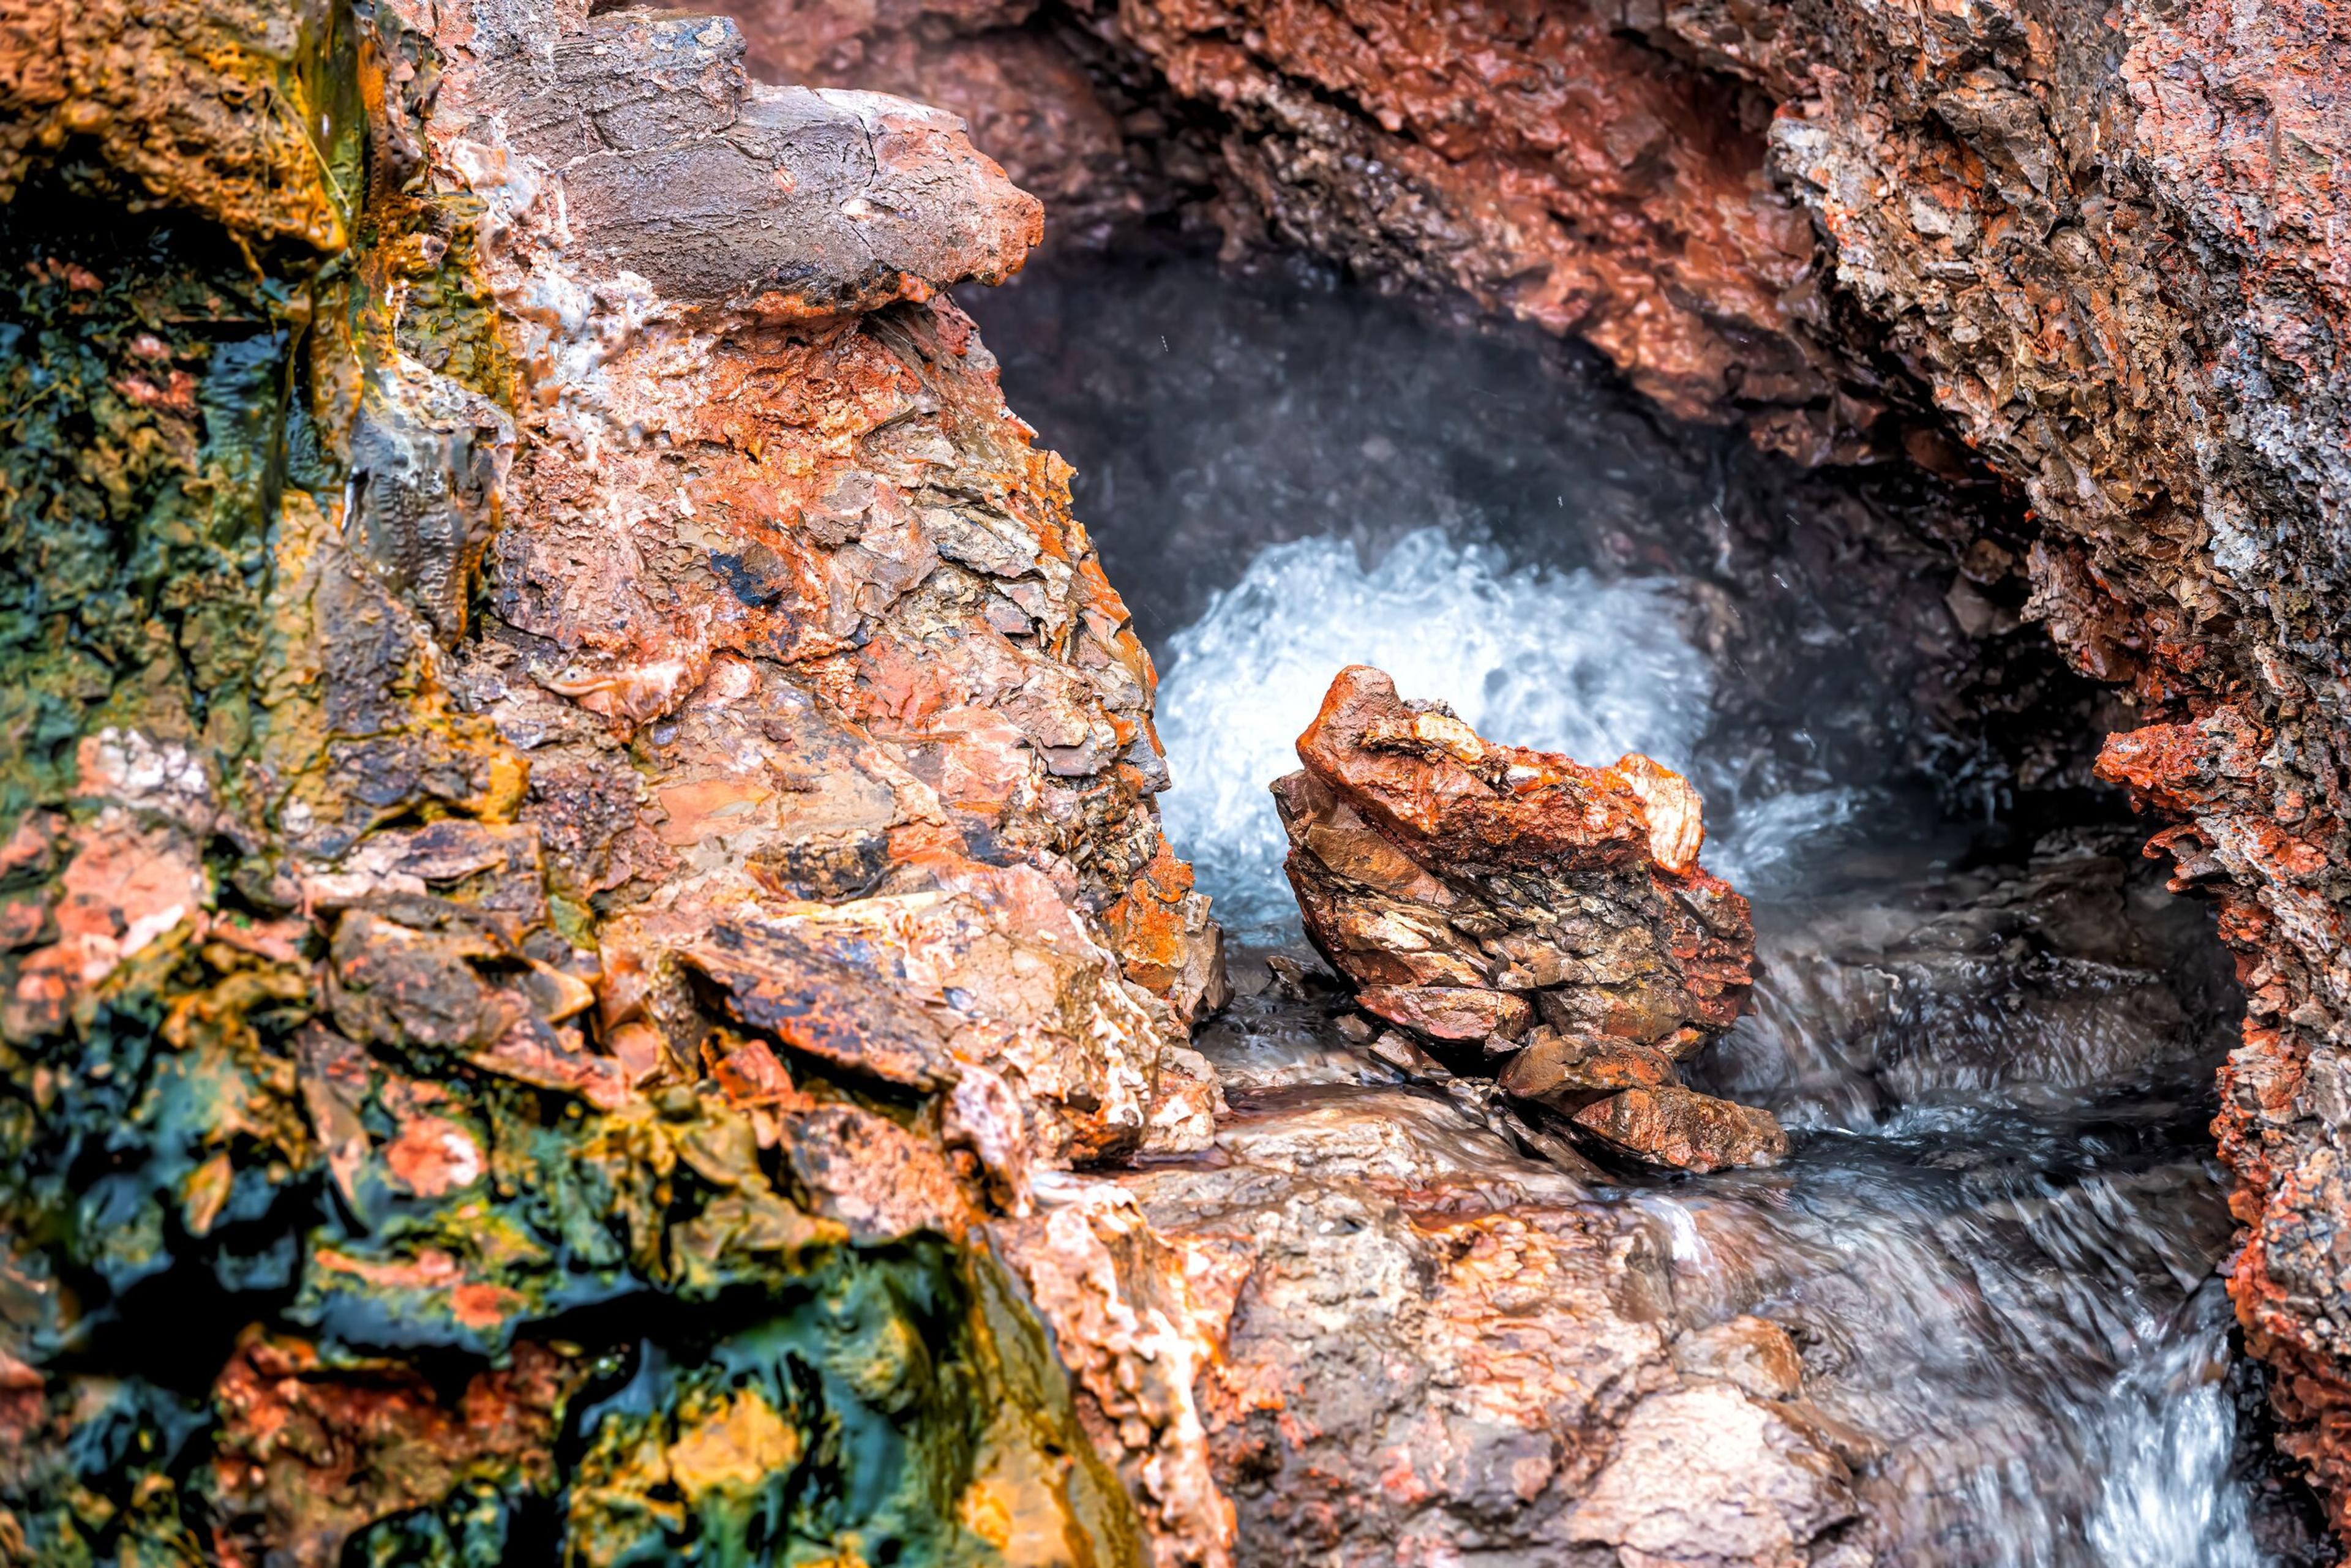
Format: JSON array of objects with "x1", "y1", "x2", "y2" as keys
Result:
[
  {"x1": 1017, "y1": 1084, "x2": 1868, "y2": 1568},
  {"x1": 6, "y1": 0, "x2": 2349, "y2": 1561},
  {"x1": 1130, "y1": 828, "x2": 2320, "y2": 1566},
  {"x1": 1277, "y1": 665, "x2": 1784, "y2": 1172},
  {"x1": 715, "y1": 0, "x2": 2351, "y2": 1522},
  {"x1": 0, "y1": 1, "x2": 1218, "y2": 1562}
]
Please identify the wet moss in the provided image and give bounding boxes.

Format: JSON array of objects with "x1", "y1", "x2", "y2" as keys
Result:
[
  {"x1": 557, "y1": 1244, "x2": 1134, "y2": 1568},
  {"x1": 0, "y1": 187, "x2": 296, "y2": 811}
]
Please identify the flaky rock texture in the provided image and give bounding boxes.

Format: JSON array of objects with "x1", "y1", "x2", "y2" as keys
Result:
[
  {"x1": 0, "y1": 1, "x2": 1223, "y2": 1561},
  {"x1": 718, "y1": 0, "x2": 2351, "y2": 1526},
  {"x1": 1109, "y1": 0, "x2": 1843, "y2": 438},
  {"x1": 1037, "y1": 1089, "x2": 1868, "y2": 1567},
  {"x1": 1634, "y1": 0, "x2": 2351, "y2": 1526},
  {"x1": 1276, "y1": 666, "x2": 1785, "y2": 1172}
]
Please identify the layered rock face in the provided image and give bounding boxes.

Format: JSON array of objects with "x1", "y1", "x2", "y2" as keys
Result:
[
  {"x1": 1071, "y1": 1103, "x2": 1873, "y2": 1567},
  {"x1": 1275, "y1": 666, "x2": 1785, "y2": 1172},
  {"x1": 716, "y1": 0, "x2": 2351, "y2": 1528},
  {"x1": 0, "y1": 1, "x2": 1221, "y2": 1561}
]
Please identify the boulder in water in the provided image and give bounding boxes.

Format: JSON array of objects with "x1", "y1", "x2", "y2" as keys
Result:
[{"x1": 1272, "y1": 665, "x2": 1785, "y2": 1172}]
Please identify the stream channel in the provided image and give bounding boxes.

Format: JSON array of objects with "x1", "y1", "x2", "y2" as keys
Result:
[{"x1": 966, "y1": 245, "x2": 2328, "y2": 1566}]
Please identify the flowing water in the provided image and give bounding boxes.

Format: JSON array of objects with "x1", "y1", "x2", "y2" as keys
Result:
[{"x1": 966, "y1": 248, "x2": 2328, "y2": 1565}]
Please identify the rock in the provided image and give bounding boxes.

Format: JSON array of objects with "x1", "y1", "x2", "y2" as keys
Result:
[
  {"x1": 1496, "y1": 1030, "x2": 1676, "y2": 1109},
  {"x1": 1093, "y1": 1085, "x2": 1865, "y2": 1566},
  {"x1": 1571, "y1": 1084, "x2": 1790, "y2": 1176},
  {"x1": 0, "y1": 0, "x2": 350, "y2": 250},
  {"x1": 1674, "y1": 1316, "x2": 1807, "y2": 1402},
  {"x1": 0, "y1": 2, "x2": 1213, "y2": 1561},
  {"x1": 1564, "y1": 1382, "x2": 1859, "y2": 1567},
  {"x1": 1274, "y1": 666, "x2": 1785, "y2": 1171},
  {"x1": 1358, "y1": 981, "x2": 1532, "y2": 1042},
  {"x1": 993, "y1": 1177, "x2": 1240, "y2": 1568}
]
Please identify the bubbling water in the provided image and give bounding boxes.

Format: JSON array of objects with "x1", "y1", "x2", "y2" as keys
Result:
[
  {"x1": 1154, "y1": 527, "x2": 1878, "y2": 936},
  {"x1": 1152, "y1": 539, "x2": 2288, "y2": 1562},
  {"x1": 1155, "y1": 529, "x2": 1712, "y2": 937}
]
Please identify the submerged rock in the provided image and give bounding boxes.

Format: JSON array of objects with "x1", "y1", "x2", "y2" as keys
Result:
[{"x1": 1273, "y1": 666, "x2": 1785, "y2": 1173}]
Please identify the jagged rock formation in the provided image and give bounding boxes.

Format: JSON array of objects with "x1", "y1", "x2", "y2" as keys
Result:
[
  {"x1": 7, "y1": 0, "x2": 2348, "y2": 1557},
  {"x1": 1014, "y1": 1095, "x2": 1872, "y2": 1567},
  {"x1": 0, "y1": 1, "x2": 1224, "y2": 1561},
  {"x1": 718, "y1": 0, "x2": 2351, "y2": 1531},
  {"x1": 1275, "y1": 666, "x2": 1785, "y2": 1172}
]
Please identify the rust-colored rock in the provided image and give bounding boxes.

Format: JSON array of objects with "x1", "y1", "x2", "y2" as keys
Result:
[
  {"x1": 210, "y1": 1331, "x2": 583, "y2": 1568},
  {"x1": 0, "y1": 0, "x2": 348, "y2": 249},
  {"x1": 1111, "y1": 0, "x2": 1838, "y2": 431},
  {"x1": 0, "y1": 0, "x2": 1217, "y2": 1560},
  {"x1": 1097, "y1": 1087, "x2": 1861, "y2": 1565},
  {"x1": 2095, "y1": 708, "x2": 2351, "y2": 1525},
  {"x1": 739, "y1": 0, "x2": 2351, "y2": 1514},
  {"x1": 994, "y1": 1177, "x2": 1240, "y2": 1568},
  {"x1": 1275, "y1": 666, "x2": 1784, "y2": 1172}
]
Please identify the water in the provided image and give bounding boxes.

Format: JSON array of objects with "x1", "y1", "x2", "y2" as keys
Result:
[
  {"x1": 1153, "y1": 529, "x2": 1714, "y2": 938},
  {"x1": 966, "y1": 247, "x2": 2325, "y2": 1565}
]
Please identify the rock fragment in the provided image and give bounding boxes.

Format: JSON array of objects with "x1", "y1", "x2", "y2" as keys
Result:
[{"x1": 1275, "y1": 666, "x2": 1785, "y2": 1172}]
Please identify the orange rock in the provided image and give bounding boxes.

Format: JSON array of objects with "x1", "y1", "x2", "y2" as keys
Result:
[
  {"x1": 1105, "y1": 839, "x2": 1232, "y2": 1026},
  {"x1": 1569, "y1": 1084, "x2": 1789, "y2": 1176},
  {"x1": 1275, "y1": 666, "x2": 1779, "y2": 1171},
  {"x1": 1357, "y1": 983, "x2": 1532, "y2": 1043}
]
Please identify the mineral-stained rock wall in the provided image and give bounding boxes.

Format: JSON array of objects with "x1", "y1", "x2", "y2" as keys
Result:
[
  {"x1": 0, "y1": 0, "x2": 1227, "y2": 1560},
  {"x1": 10, "y1": 0, "x2": 2350, "y2": 1554},
  {"x1": 724, "y1": 0, "x2": 2351, "y2": 1530}
]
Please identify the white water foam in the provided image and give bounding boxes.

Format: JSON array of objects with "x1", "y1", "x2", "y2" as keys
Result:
[
  {"x1": 1702, "y1": 785, "x2": 1875, "y2": 895},
  {"x1": 1153, "y1": 529, "x2": 1714, "y2": 939},
  {"x1": 2087, "y1": 1290, "x2": 2271, "y2": 1567}
]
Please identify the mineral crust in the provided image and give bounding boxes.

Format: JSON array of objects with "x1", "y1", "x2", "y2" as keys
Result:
[
  {"x1": 1275, "y1": 666, "x2": 1785, "y2": 1173},
  {"x1": 0, "y1": 1, "x2": 1224, "y2": 1561}
]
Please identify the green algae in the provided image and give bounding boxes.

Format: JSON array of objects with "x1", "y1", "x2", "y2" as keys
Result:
[
  {"x1": 557, "y1": 1244, "x2": 1136, "y2": 1568},
  {"x1": 0, "y1": 189, "x2": 296, "y2": 814}
]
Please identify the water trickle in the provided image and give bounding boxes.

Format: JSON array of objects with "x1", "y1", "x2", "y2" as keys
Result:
[
  {"x1": 969, "y1": 246, "x2": 2323, "y2": 1566},
  {"x1": 2089, "y1": 1285, "x2": 2273, "y2": 1568}
]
